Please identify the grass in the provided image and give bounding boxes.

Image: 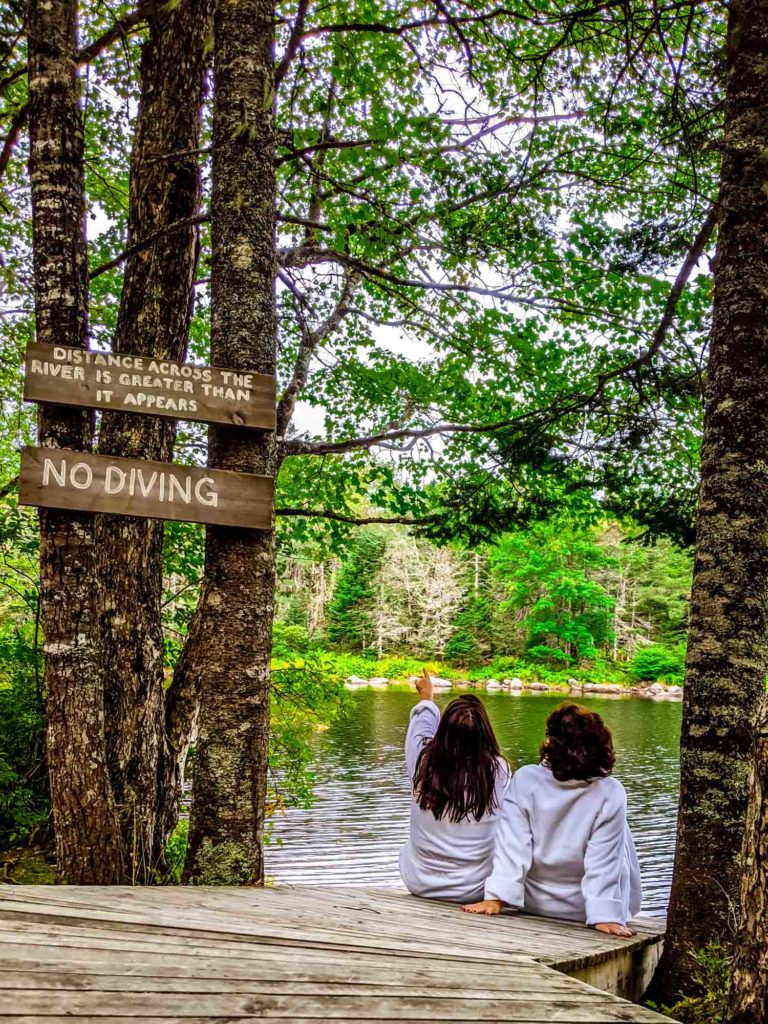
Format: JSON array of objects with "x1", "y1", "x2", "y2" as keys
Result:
[{"x1": 0, "y1": 845, "x2": 57, "y2": 883}]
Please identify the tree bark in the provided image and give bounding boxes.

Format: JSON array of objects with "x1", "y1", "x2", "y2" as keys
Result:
[
  {"x1": 183, "y1": 0, "x2": 278, "y2": 884},
  {"x1": 94, "y1": 0, "x2": 212, "y2": 882},
  {"x1": 158, "y1": 600, "x2": 205, "y2": 857},
  {"x1": 27, "y1": 0, "x2": 123, "y2": 883},
  {"x1": 726, "y1": 697, "x2": 768, "y2": 1024},
  {"x1": 651, "y1": 0, "x2": 768, "y2": 1001}
]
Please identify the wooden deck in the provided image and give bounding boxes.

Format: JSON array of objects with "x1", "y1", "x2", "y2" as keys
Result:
[{"x1": 0, "y1": 885, "x2": 674, "y2": 1022}]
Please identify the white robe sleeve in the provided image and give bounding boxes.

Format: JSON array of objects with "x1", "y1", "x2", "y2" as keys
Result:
[
  {"x1": 582, "y1": 783, "x2": 631, "y2": 925},
  {"x1": 626, "y1": 822, "x2": 643, "y2": 919},
  {"x1": 483, "y1": 771, "x2": 532, "y2": 906},
  {"x1": 405, "y1": 700, "x2": 440, "y2": 782}
]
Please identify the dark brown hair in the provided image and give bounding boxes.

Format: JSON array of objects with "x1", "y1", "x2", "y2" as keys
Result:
[
  {"x1": 413, "y1": 695, "x2": 506, "y2": 823},
  {"x1": 540, "y1": 702, "x2": 616, "y2": 782}
]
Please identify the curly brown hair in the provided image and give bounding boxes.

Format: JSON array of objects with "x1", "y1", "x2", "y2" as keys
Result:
[{"x1": 540, "y1": 703, "x2": 616, "y2": 782}]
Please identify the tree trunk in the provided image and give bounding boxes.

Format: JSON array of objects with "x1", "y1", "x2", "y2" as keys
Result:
[
  {"x1": 726, "y1": 696, "x2": 768, "y2": 1024},
  {"x1": 183, "y1": 0, "x2": 277, "y2": 884},
  {"x1": 651, "y1": 0, "x2": 768, "y2": 1001},
  {"x1": 94, "y1": 0, "x2": 212, "y2": 882},
  {"x1": 158, "y1": 598, "x2": 205, "y2": 857},
  {"x1": 27, "y1": 0, "x2": 123, "y2": 883}
]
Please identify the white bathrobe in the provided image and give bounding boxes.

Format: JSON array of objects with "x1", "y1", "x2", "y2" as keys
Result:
[
  {"x1": 399, "y1": 699, "x2": 510, "y2": 902},
  {"x1": 484, "y1": 762, "x2": 642, "y2": 925}
]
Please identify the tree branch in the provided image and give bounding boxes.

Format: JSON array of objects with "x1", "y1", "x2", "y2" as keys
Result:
[
  {"x1": 275, "y1": 112, "x2": 586, "y2": 167},
  {"x1": 89, "y1": 213, "x2": 209, "y2": 278},
  {"x1": 279, "y1": 212, "x2": 331, "y2": 232},
  {"x1": 283, "y1": 420, "x2": 499, "y2": 456},
  {"x1": 282, "y1": 206, "x2": 717, "y2": 459},
  {"x1": 0, "y1": 3, "x2": 153, "y2": 185},
  {"x1": 277, "y1": 244, "x2": 607, "y2": 313},
  {"x1": 0, "y1": 102, "x2": 26, "y2": 183},
  {"x1": 90, "y1": 210, "x2": 328, "y2": 279},
  {"x1": 276, "y1": 507, "x2": 441, "y2": 526},
  {"x1": 275, "y1": 0, "x2": 310, "y2": 87},
  {"x1": 647, "y1": 204, "x2": 717, "y2": 355},
  {"x1": 276, "y1": 270, "x2": 361, "y2": 434},
  {"x1": 276, "y1": 135, "x2": 377, "y2": 167},
  {"x1": 77, "y1": 2, "x2": 153, "y2": 65},
  {"x1": 298, "y1": 7, "x2": 538, "y2": 40}
]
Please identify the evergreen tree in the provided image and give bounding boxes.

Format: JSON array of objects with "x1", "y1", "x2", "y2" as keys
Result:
[{"x1": 326, "y1": 531, "x2": 387, "y2": 652}]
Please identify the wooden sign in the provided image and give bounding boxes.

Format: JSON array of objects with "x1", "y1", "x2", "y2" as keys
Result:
[
  {"x1": 19, "y1": 447, "x2": 273, "y2": 530},
  {"x1": 24, "y1": 343, "x2": 276, "y2": 430}
]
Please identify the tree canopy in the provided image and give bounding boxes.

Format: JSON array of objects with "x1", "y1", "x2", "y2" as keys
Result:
[{"x1": 1, "y1": 0, "x2": 722, "y2": 543}]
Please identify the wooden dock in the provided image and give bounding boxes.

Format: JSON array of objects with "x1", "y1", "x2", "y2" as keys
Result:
[{"x1": 0, "y1": 885, "x2": 674, "y2": 1022}]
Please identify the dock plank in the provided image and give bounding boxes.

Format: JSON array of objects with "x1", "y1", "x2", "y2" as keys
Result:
[{"x1": 0, "y1": 886, "x2": 675, "y2": 1023}]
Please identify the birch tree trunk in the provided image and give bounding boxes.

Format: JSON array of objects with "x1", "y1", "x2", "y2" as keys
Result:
[
  {"x1": 183, "y1": 0, "x2": 278, "y2": 884},
  {"x1": 94, "y1": 0, "x2": 212, "y2": 883},
  {"x1": 652, "y1": 0, "x2": 768, "y2": 1000},
  {"x1": 27, "y1": 0, "x2": 122, "y2": 883}
]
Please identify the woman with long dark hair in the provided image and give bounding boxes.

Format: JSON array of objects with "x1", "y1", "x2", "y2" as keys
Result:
[
  {"x1": 463, "y1": 702, "x2": 642, "y2": 936},
  {"x1": 399, "y1": 671, "x2": 511, "y2": 902}
]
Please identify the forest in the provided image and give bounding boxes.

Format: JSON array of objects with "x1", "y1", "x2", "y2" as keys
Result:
[
  {"x1": 1, "y1": 0, "x2": 767, "y2": 1019},
  {"x1": 277, "y1": 520, "x2": 690, "y2": 674}
]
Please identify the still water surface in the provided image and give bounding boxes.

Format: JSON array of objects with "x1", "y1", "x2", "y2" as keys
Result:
[{"x1": 266, "y1": 690, "x2": 681, "y2": 916}]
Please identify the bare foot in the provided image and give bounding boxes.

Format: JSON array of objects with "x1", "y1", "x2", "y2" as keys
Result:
[
  {"x1": 593, "y1": 921, "x2": 636, "y2": 937},
  {"x1": 461, "y1": 899, "x2": 504, "y2": 915}
]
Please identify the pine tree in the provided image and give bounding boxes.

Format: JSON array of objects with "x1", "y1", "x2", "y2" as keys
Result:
[{"x1": 326, "y1": 531, "x2": 387, "y2": 652}]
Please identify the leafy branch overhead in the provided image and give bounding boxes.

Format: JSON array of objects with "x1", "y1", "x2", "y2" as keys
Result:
[{"x1": 2, "y1": 0, "x2": 719, "y2": 544}]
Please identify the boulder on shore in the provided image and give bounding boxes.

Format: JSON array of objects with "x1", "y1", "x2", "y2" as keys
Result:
[
  {"x1": 431, "y1": 676, "x2": 453, "y2": 689},
  {"x1": 587, "y1": 683, "x2": 623, "y2": 694},
  {"x1": 529, "y1": 682, "x2": 549, "y2": 691},
  {"x1": 347, "y1": 675, "x2": 369, "y2": 687},
  {"x1": 486, "y1": 679, "x2": 503, "y2": 691}
]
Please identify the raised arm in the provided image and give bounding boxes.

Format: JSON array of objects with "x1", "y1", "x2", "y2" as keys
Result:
[
  {"x1": 463, "y1": 769, "x2": 532, "y2": 915},
  {"x1": 582, "y1": 783, "x2": 636, "y2": 937},
  {"x1": 405, "y1": 671, "x2": 440, "y2": 781}
]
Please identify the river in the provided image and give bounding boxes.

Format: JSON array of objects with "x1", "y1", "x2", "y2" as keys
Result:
[{"x1": 266, "y1": 689, "x2": 681, "y2": 916}]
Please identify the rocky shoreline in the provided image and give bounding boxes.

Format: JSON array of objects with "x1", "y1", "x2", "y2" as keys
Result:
[{"x1": 345, "y1": 674, "x2": 683, "y2": 700}]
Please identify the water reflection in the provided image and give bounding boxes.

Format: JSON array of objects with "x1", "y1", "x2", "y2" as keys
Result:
[{"x1": 266, "y1": 690, "x2": 681, "y2": 916}]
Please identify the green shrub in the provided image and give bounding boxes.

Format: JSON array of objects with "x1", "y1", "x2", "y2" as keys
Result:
[
  {"x1": 527, "y1": 644, "x2": 575, "y2": 665},
  {"x1": 272, "y1": 622, "x2": 314, "y2": 657},
  {"x1": 630, "y1": 645, "x2": 685, "y2": 682},
  {"x1": 649, "y1": 943, "x2": 732, "y2": 1024},
  {"x1": 0, "y1": 629, "x2": 48, "y2": 848},
  {"x1": 160, "y1": 818, "x2": 189, "y2": 884},
  {"x1": 269, "y1": 653, "x2": 350, "y2": 811}
]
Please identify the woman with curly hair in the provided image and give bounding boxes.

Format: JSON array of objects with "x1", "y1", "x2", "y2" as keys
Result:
[
  {"x1": 463, "y1": 702, "x2": 642, "y2": 936},
  {"x1": 399, "y1": 671, "x2": 511, "y2": 902}
]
